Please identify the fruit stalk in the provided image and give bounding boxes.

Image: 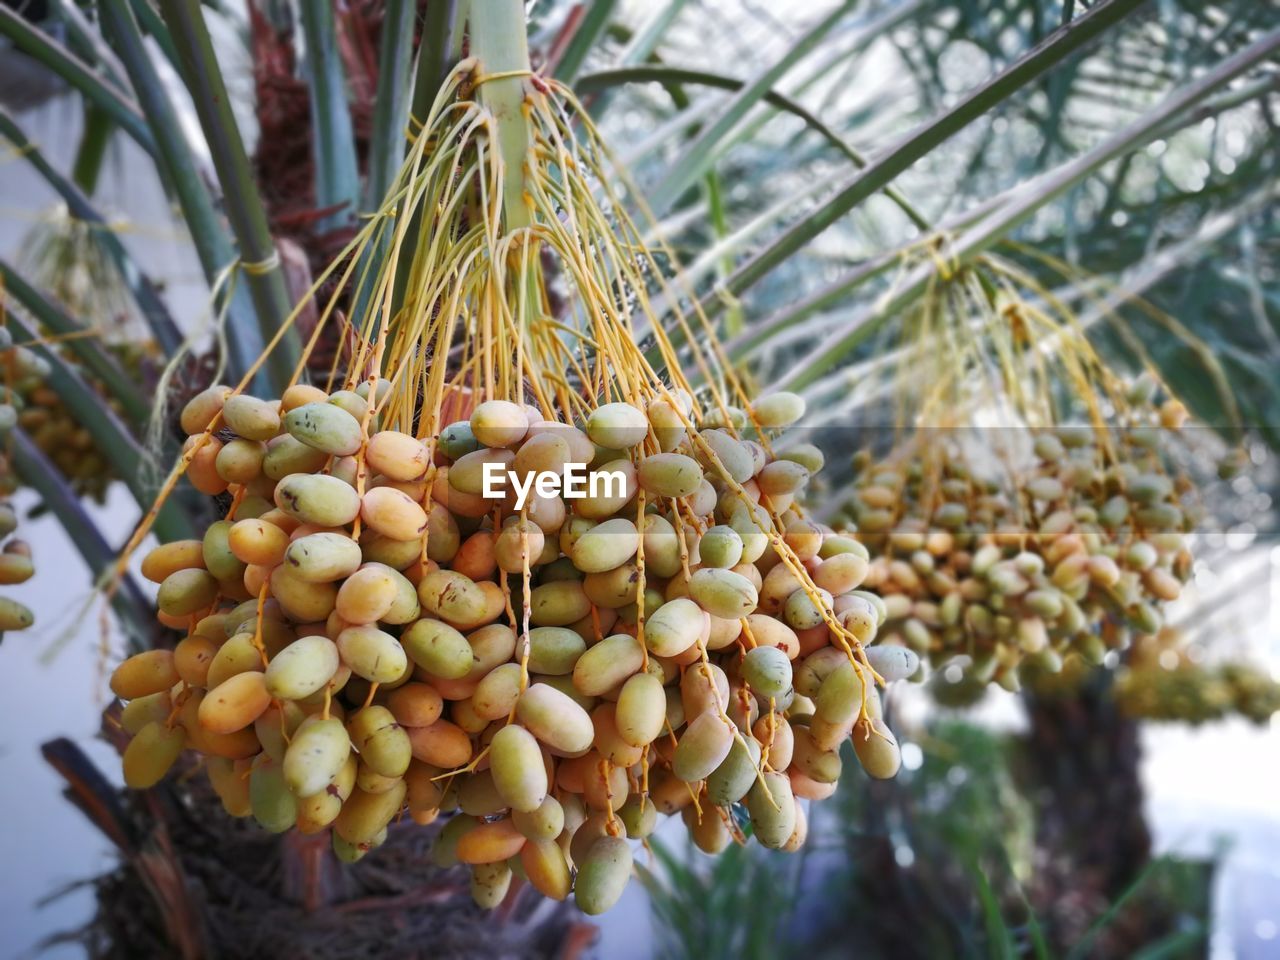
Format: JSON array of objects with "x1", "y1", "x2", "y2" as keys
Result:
[
  {"x1": 156, "y1": 0, "x2": 301, "y2": 391},
  {"x1": 470, "y1": 0, "x2": 534, "y2": 233}
]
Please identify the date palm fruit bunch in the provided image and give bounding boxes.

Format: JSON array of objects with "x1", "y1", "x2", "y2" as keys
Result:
[
  {"x1": 15, "y1": 204, "x2": 158, "y2": 502},
  {"x1": 0, "y1": 480, "x2": 35, "y2": 635},
  {"x1": 14, "y1": 338, "x2": 151, "y2": 504},
  {"x1": 110, "y1": 382, "x2": 911, "y2": 914},
  {"x1": 0, "y1": 326, "x2": 53, "y2": 450},
  {"x1": 0, "y1": 328, "x2": 41, "y2": 635},
  {"x1": 0, "y1": 311, "x2": 143, "y2": 505},
  {"x1": 1112, "y1": 631, "x2": 1280, "y2": 725},
  {"x1": 15, "y1": 376, "x2": 120, "y2": 503},
  {"x1": 105, "y1": 29, "x2": 905, "y2": 916},
  {"x1": 847, "y1": 387, "x2": 1200, "y2": 692}
]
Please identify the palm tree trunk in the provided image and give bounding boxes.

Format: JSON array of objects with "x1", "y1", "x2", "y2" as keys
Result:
[
  {"x1": 1019, "y1": 674, "x2": 1209, "y2": 957},
  {"x1": 44, "y1": 732, "x2": 586, "y2": 960}
]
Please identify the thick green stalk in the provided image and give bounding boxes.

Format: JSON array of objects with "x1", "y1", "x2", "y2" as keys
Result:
[
  {"x1": 1148, "y1": 72, "x2": 1279, "y2": 142},
  {"x1": 54, "y1": 0, "x2": 125, "y2": 204},
  {"x1": 409, "y1": 0, "x2": 462, "y2": 131},
  {"x1": 471, "y1": 0, "x2": 534, "y2": 231},
  {"x1": 70, "y1": 104, "x2": 113, "y2": 195},
  {"x1": 390, "y1": 0, "x2": 462, "y2": 321},
  {"x1": 0, "y1": 109, "x2": 184, "y2": 356},
  {"x1": 581, "y1": 0, "x2": 689, "y2": 124},
  {"x1": 701, "y1": 0, "x2": 1151, "y2": 317},
  {"x1": 127, "y1": 0, "x2": 182, "y2": 70},
  {"x1": 576, "y1": 65, "x2": 931, "y2": 230},
  {"x1": 775, "y1": 24, "x2": 1280, "y2": 393},
  {"x1": 300, "y1": 0, "x2": 359, "y2": 232},
  {"x1": 1073, "y1": 186, "x2": 1278, "y2": 331},
  {"x1": 53, "y1": 0, "x2": 129, "y2": 87},
  {"x1": 619, "y1": 0, "x2": 689, "y2": 66},
  {"x1": 721, "y1": 55, "x2": 1271, "y2": 372},
  {"x1": 648, "y1": 0, "x2": 853, "y2": 215},
  {"x1": 722, "y1": 249, "x2": 900, "y2": 365},
  {"x1": 469, "y1": 0, "x2": 543, "y2": 365},
  {"x1": 99, "y1": 0, "x2": 264, "y2": 388},
  {"x1": 703, "y1": 171, "x2": 744, "y2": 336},
  {"x1": 551, "y1": 0, "x2": 616, "y2": 84},
  {"x1": 799, "y1": 0, "x2": 926, "y2": 118},
  {"x1": 351, "y1": 0, "x2": 418, "y2": 336},
  {"x1": 662, "y1": 177, "x2": 828, "y2": 291},
  {"x1": 157, "y1": 0, "x2": 300, "y2": 392},
  {"x1": 9, "y1": 429, "x2": 159, "y2": 648},
  {"x1": 364, "y1": 0, "x2": 418, "y2": 209},
  {"x1": 0, "y1": 261, "x2": 149, "y2": 424},
  {"x1": 947, "y1": 27, "x2": 1280, "y2": 275},
  {"x1": 0, "y1": 8, "x2": 155, "y2": 156},
  {"x1": 5, "y1": 312, "x2": 194, "y2": 543}
]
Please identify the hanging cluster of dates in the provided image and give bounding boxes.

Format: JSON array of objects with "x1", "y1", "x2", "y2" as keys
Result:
[
  {"x1": 844, "y1": 388, "x2": 1201, "y2": 692},
  {"x1": 104, "y1": 53, "x2": 915, "y2": 915},
  {"x1": 0, "y1": 327, "x2": 40, "y2": 636}
]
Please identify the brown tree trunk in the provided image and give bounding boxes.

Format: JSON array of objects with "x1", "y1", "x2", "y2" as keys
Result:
[
  {"x1": 44, "y1": 733, "x2": 588, "y2": 960},
  {"x1": 1020, "y1": 673, "x2": 1208, "y2": 958},
  {"x1": 1020, "y1": 672, "x2": 1152, "y2": 944}
]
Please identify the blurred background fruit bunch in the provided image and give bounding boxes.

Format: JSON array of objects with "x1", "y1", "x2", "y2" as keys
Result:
[
  {"x1": 0, "y1": 327, "x2": 39, "y2": 635},
  {"x1": 849, "y1": 385, "x2": 1206, "y2": 693}
]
